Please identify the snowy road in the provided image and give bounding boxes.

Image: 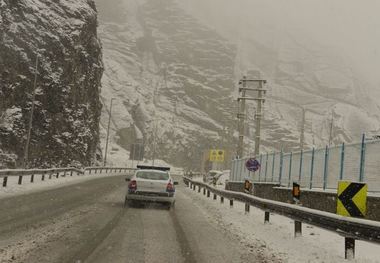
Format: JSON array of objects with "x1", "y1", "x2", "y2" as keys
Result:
[{"x1": 0, "y1": 175, "x2": 270, "y2": 263}]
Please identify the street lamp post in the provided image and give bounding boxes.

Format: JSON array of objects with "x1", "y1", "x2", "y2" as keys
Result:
[
  {"x1": 104, "y1": 98, "x2": 115, "y2": 166},
  {"x1": 23, "y1": 54, "x2": 40, "y2": 169}
]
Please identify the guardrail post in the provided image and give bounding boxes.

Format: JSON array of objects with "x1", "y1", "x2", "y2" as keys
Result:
[
  {"x1": 42, "y1": 172, "x2": 45, "y2": 181},
  {"x1": 278, "y1": 150, "x2": 284, "y2": 184},
  {"x1": 63, "y1": 171, "x2": 66, "y2": 177},
  {"x1": 89, "y1": 169, "x2": 92, "y2": 174},
  {"x1": 359, "y1": 134, "x2": 366, "y2": 182},
  {"x1": 220, "y1": 196, "x2": 224, "y2": 203},
  {"x1": 198, "y1": 186, "x2": 201, "y2": 193},
  {"x1": 298, "y1": 150, "x2": 303, "y2": 183},
  {"x1": 100, "y1": 168, "x2": 103, "y2": 174},
  {"x1": 119, "y1": 168, "x2": 122, "y2": 173},
  {"x1": 264, "y1": 153, "x2": 269, "y2": 182},
  {"x1": 3, "y1": 176, "x2": 8, "y2": 187},
  {"x1": 30, "y1": 174, "x2": 34, "y2": 183},
  {"x1": 18, "y1": 175, "x2": 22, "y2": 185},
  {"x1": 193, "y1": 184, "x2": 196, "y2": 191},
  {"x1": 56, "y1": 172, "x2": 59, "y2": 178},
  {"x1": 271, "y1": 153, "x2": 276, "y2": 182},
  {"x1": 203, "y1": 188, "x2": 206, "y2": 195},
  {"x1": 213, "y1": 193, "x2": 217, "y2": 200},
  {"x1": 70, "y1": 170, "x2": 73, "y2": 176},
  {"x1": 294, "y1": 221, "x2": 302, "y2": 237},
  {"x1": 339, "y1": 143, "x2": 345, "y2": 180},
  {"x1": 345, "y1": 237, "x2": 355, "y2": 259},
  {"x1": 323, "y1": 145, "x2": 329, "y2": 190},
  {"x1": 207, "y1": 190, "x2": 210, "y2": 198},
  {"x1": 309, "y1": 148, "x2": 315, "y2": 189},
  {"x1": 264, "y1": 211, "x2": 270, "y2": 223},
  {"x1": 245, "y1": 203, "x2": 250, "y2": 214},
  {"x1": 229, "y1": 199, "x2": 233, "y2": 207},
  {"x1": 49, "y1": 173, "x2": 52, "y2": 179},
  {"x1": 95, "y1": 169, "x2": 97, "y2": 174},
  {"x1": 287, "y1": 152, "x2": 293, "y2": 187}
]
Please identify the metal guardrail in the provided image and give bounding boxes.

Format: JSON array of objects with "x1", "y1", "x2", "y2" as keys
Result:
[
  {"x1": 183, "y1": 176, "x2": 380, "y2": 259},
  {"x1": 0, "y1": 167, "x2": 135, "y2": 187}
]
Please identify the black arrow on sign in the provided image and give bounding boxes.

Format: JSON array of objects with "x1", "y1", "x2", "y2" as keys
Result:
[{"x1": 338, "y1": 183, "x2": 365, "y2": 218}]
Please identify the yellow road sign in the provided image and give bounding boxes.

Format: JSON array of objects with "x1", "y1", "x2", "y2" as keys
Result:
[
  {"x1": 337, "y1": 181, "x2": 367, "y2": 218},
  {"x1": 209, "y1": 149, "x2": 225, "y2": 162}
]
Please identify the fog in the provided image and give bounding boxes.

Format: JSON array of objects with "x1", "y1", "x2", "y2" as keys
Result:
[{"x1": 178, "y1": 0, "x2": 380, "y2": 95}]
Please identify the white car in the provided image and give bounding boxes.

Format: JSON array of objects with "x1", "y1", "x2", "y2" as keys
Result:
[{"x1": 124, "y1": 165, "x2": 178, "y2": 209}]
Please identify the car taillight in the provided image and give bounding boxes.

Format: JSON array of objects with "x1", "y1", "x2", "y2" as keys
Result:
[
  {"x1": 166, "y1": 182, "x2": 175, "y2": 192},
  {"x1": 129, "y1": 180, "x2": 137, "y2": 191}
]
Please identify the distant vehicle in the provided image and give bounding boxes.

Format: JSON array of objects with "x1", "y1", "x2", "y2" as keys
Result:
[
  {"x1": 124, "y1": 165, "x2": 178, "y2": 209},
  {"x1": 203, "y1": 170, "x2": 224, "y2": 184}
]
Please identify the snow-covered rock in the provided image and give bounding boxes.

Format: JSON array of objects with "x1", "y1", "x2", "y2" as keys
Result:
[{"x1": 0, "y1": 0, "x2": 103, "y2": 168}]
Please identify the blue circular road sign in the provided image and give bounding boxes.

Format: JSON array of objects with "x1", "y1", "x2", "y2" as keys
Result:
[{"x1": 246, "y1": 158, "x2": 261, "y2": 172}]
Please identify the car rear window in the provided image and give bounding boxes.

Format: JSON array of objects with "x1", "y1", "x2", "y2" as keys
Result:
[{"x1": 136, "y1": 171, "x2": 169, "y2": 180}]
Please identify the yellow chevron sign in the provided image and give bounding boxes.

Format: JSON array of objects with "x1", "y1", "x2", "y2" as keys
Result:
[{"x1": 337, "y1": 181, "x2": 367, "y2": 218}]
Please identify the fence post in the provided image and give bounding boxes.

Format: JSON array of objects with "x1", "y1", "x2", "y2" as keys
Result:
[
  {"x1": 56, "y1": 172, "x2": 59, "y2": 178},
  {"x1": 359, "y1": 134, "x2": 366, "y2": 182},
  {"x1": 42, "y1": 172, "x2": 45, "y2": 181},
  {"x1": 310, "y1": 148, "x2": 315, "y2": 189},
  {"x1": 288, "y1": 152, "x2": 293, "y2": 187},
  {"x1": 278, "y1": 150, "x2": 284, "y2": 184},
  {"x1": 18, "y1": 176, "x2": 23, "y2": 185},
  {"x1": 70, "y1": 170, "x2": 73, "y2": 176},
  {"x1": 258, "y1": 154, "x2": 263, "y2": 181},
  {"x1": 323, "y1": 145, "x2": 329, "y2": 190},
  {"x1": 298, "y1": 150, "x2": 303, "y2": 183},
  {"x1": 3, "y1": 176, "x2": 8, "y2": 187},
  {"x1": 239, "y1": 159, "x2": 243, "y2": 181},
  {"x1": 30, "y1": 174, "x2": 34, "y2": 183},
  {"x1": 213, "y1": 193, "x2": 217, "y2": 200},
  {"x1": 264, "y1": 153, "x2": 269, "y2": 182},
  {"x1": 220, "y1": 196, "x2": 224, "y2": 203},
  {"x1": 271, "y1": 153, "x2": 276, "y2": 182},
  {"x1": 339, "y1": 143, "x2": 345, "y2": 180},
  {"x1": 230, "y1": 199, "x2": 233, "y2": 207}
]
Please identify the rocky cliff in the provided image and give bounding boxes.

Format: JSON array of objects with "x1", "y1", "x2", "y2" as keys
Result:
[{"x1": 0, "y1": 0, "x2": 103, "y2": 168}]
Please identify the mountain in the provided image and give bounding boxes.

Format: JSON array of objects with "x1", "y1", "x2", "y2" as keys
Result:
[
  {"x1": 0, "y1": 0, "x2": 103, "y2": 168},
  {"x1": 96, "y1": 0, "x2": 380, "y2": 169},
  {"x1": 95, "y1": 0, "x2": 237, "y2": 169}
]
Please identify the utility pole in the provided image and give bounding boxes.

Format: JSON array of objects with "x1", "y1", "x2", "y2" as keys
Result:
[
  {"x1": 254, "y1": 79, "x2": 265, "y2": 157},
  {"x1": 237, "y1": 76, "x2": 247, "y2": 158},
  {"x1": 300, "y1": 107, "x2": 306, "y2": 150},
  {"x1": 152, "y1": 120, "x2": 158, "y2": 166},
  {"x1": 237, "y1": 76, "x2": 267, "y2": 158},
  {"x1": 23, "y1": 54, "x2": 39, "y2": 169},
  {"x1": 104, "y1": 98, "x2": 115, "y2": 166}
]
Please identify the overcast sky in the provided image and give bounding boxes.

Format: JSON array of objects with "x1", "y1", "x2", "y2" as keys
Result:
[{"x1": 178, "y1": 0, "x2": 380, "y2": 90}]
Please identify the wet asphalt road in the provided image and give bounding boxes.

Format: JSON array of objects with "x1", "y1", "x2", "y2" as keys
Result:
[{"x1": 0, "y1": 175, "x2": 256, "y2": 263}]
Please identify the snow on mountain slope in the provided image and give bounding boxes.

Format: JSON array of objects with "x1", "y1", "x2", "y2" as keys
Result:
[
  {"x1": 95, "y1": 0, "x2": 236, "y2": 168},
  {"x1": 96, "y1": 0, "x2": 380, "y2": 169}
]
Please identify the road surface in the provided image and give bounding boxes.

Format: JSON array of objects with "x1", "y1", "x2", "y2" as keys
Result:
[{"x1": 0, "y1": 175, "x2": 271, "y2": 263}]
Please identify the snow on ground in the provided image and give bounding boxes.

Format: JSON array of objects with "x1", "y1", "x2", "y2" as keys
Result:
[
  {"x1": 184, "y1": 186, "x2": 380, "y2": 263},
  {"x1": 0, "y1": 171, "x2": 129, "y2": 200}
]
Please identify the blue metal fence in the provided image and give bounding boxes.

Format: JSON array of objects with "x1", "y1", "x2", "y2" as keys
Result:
[{"x1": 230, "y1": 135, "x2": 380, "y2": 192}]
